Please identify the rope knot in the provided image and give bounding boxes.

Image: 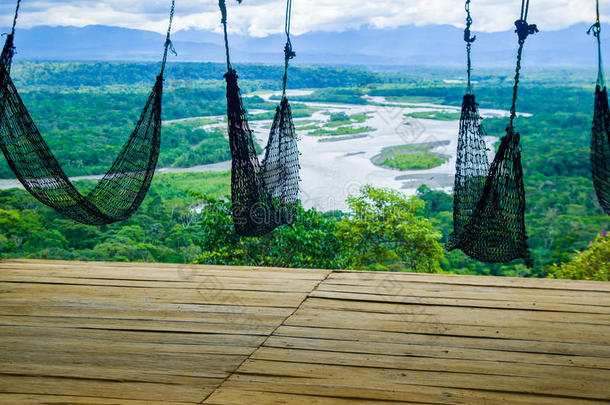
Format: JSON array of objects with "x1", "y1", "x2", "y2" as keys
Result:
[
  {"x1": 464, "y1": 1, "x2": 476, "y2": 44},
  {"x1": 515, "y1": 20, "x2": 538, "y2": 43},
  {"x1": 165, "y1": 38, "x2": 177, "y2": 56},
  {"x1": 588, "y1": 22, "x2": 601, "y2": 38},
  {"x1": 284, "y1": 41, "x2": 296, "y2": 61},
  {"x1": 464, "y1": 27, "x2": 476, "y2": 44}
]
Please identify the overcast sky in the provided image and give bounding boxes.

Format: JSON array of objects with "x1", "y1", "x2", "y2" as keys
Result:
[{"x1": 1, "y1": 0, "x2": 608, "y2": 36}]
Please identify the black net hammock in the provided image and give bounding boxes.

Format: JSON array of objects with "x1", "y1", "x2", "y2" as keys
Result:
[
  {"x1": 0, "y1": 0, "x2": 176, "y2": 226},
  {"x1": 448, "y1": 0, "x2": 490, "y2": 250},
  {"x1": 450, "y1": 0, "x2": 537, "y2": 268},
  {"x1": 220, "y1": 0, "x2": 301, "y2": 237},
  {"x1": 588, "y1": 1, "x2": 610, "y2": 215}
]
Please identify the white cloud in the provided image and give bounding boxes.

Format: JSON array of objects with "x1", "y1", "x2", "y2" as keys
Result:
[{"x1": 1, "y1": 0, "x2": 609, "y2": 36}]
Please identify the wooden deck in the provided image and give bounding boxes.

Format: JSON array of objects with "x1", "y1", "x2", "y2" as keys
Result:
[{"x1": 0, "y1": 260, "x2": 609, "y2": 404}]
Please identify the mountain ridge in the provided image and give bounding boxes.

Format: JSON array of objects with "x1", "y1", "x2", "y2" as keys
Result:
[{"x1": 1, "y1": 23, "x2": 607, "y2": 67}]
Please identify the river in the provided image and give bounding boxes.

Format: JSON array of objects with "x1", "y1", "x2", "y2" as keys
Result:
[{"x1": 0, "y1": 92, "x2": 513, "y2": 212}]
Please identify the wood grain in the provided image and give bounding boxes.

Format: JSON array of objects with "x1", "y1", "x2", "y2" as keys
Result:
[{"x1": 0, "y1": 259, "x2": 608, "y2": 405}]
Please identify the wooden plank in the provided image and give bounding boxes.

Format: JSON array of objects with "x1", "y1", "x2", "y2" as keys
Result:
[
  {"x1": 206, "y1": 380, "x2": 610, "y2": 405},
  {"x1": 262, "y1": 336, "x2": 610, "y2": 369},
  {"x1": 284, "y1": 311, "x2": 610, "y2": 345},
  {"x1": 0, "y1": 315, "x2": 276, "y2": 336},
  {"x1": 0, "y1": 282, "x2": 310, "y2": 308},
  {"x1": 300, "y1": 297, "x2": 610, "y2": 326},
  {"x1": 0, "y1": 375, "x2": 215, "y2": 403},
  {"x1": 0, "y1": 267, "x2": 327, "y2": 285},
  {"x1": 273, "y1": 325, "x2": 610, "y2": 358},
  {"x1": 0, "y1": 326, "x2": 266, "y2": 349},
  {"x1": 250, "y1": 347, "x2": 610, "y2": 383},
  {"x1": 316, "y1": 281, "x2": 610, "y2": 306},
  {"x1": 204, "y1": 387, "x2": 424, "y2": 404},
  {"x1": 0, "y1": 394, "x2": 194, "y2": 405},
  {"x1": 0, "y1": 260, "x2": 329, "y2": 279},
  {"x1": 0, "y1": 299, "x2": 295, "y2": 318},
  {"x1": 327, "y1": 271, "x2": 610, "y2": 292},
  {"x1": 0, "y1": 335, "x2": 254, "y2": 356},
  {"x1": 323, "y1": 276, "x2": 610, "y2": 298},
  {"x1": 0, "y1": 273, "x2": 323, "y2": 292},
  {"x1": 0, "y1": 303, "x2": 291, "y2": 327},
  {"x1": 309, "y1": 289, "x2": 610, "y2": 314},
  {"x1": 3, "y1": 349, "x2": 245, "y2": 378},
  {"x1": 233, "y1": 359, "x2": 610, "y2": 400}
]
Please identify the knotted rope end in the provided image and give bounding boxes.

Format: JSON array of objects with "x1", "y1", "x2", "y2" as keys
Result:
[
  {"x1": 515, "y1": 20, "x2": 538, "y2": 43},
  {"x1": 166, "y1": 38, "x2": 177, "y2": 57},
  {"x1": 588, "y1": 22, "x2": 601, "y2": 37},
  {"x1": 284, "y1": 42, "x2": 296, "y2": 60},
  {"x1": 464, "y1": 28, "x2": 477, "y2": 44}
]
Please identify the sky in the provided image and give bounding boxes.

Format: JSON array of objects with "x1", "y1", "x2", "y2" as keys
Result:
[{"x1": 0, "y1": 0, "x2": 609, "y2": 36}]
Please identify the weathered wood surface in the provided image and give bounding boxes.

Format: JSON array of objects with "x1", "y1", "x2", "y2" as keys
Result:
[{"x1": 0, "y1": 260, "x2": 608, "y2": 404}]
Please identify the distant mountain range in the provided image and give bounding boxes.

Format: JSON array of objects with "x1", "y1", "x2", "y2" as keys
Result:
[{"x1": 1, "y1": 23, "x2": 607, "y2": 67}]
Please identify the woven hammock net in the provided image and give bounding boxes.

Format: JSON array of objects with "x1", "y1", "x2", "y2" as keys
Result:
[
  {"x1": 221, "y1": 0, "x2": 300, "y2": 237},
  {"x1": 449, "y1": 7, "x2": 535, "y2": 267},
  {"x1": 262, "y1": 96, "x2": 300, "y2": 225},
  {"x1": 456, "y1": 125, "x2": 532, "y2": 266},
  {"x1": 592, "y1": 85, "x2": 610, "y2": 214},
  {"x1": 0, "y1": 34, "x2": 164, "y2": 226},
  {"x1": 448, "y1": 94, "x2": 490, "y2": 249},
  {"x1": 224, "y1": 70, "x2": 300, "y2": 237}
]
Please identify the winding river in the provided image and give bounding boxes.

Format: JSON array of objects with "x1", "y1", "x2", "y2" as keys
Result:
[{"x1": 0, "y1": 92, "x2": 513, "y2": 212}]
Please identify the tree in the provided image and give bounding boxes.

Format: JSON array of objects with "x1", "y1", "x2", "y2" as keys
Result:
[
  {"x1": 416, "y1": 185, "x2": 453, "y2": 215},
  {"x1": 336, "y1": 185, "x2": 443, "y2": 272},
  {"x1": 551, "y1": 233, "x2": 609, "y2": 281},
  {"x1": 0, "y1": 234, "x2": 8, "y2": 255},
  {"x1": 194, "y1": 196, "x2": 341, "y2": 269}
]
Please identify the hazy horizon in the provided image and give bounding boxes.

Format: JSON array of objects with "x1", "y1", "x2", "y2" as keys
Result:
[{"x1": 1, "y1": 0, "x2": 608, "y2": 37}]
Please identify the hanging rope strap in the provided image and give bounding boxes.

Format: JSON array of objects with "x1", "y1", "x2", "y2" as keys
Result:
[
  {"x1": 160, "y1": 0, "x2": 177, "y2": 77},
  {"x1": 1, "y1": 0, "x2": 21, "y2": 73},
  {"x1": 588, "y1": 0, "x2": 605, "y2": 87},
  {"x1": 263, "y1": 0, "x2": 300, "y2": 227},
  {"x1": 10, "y1": 0, "x2": 21, "y2": 36},
  {"x1": 219, "y1": 0, "x2": 242, "y2": 72},
  {"x1": 509, "y1": 0, "x2": 538, "y2": 129},
  {"x1": 282, "y1": 0, "x2": 296, "y2": 97},
  {"x1": 589, "y1": 0, "x2": 610, "y2": 215},
  {"x1": 464, "y1": 0, "x2": 476, "y2": 93}
]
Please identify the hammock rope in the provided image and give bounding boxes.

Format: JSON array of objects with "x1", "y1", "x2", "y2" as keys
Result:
[
  {"x1": 220, "y1": 0, "x2": 300, "y2": 236},
  {"x1": 448, "y1": 0, "x2": 490, "y2": 251},
  {"x1": 452, "y1": 0, "x2": 536, "y2": 267},
  {"x1": 10, "y1": 0, "x2": 20, "y2": 36},
  {"x1": 0, "y1": 0, "x2": 176, "y2": 225},
  {"x1": 464, "y1": 0, "x2": 476, "y2": 94},
  {"x1": 588, "y1": 0, "x2": 610, "y2": 214},
  {"x1": 281, "y1": 0, "x2": 296, "y2": 97},
  {"x1": 262, "y1": 0, "x2": 301, "y2": 226}
]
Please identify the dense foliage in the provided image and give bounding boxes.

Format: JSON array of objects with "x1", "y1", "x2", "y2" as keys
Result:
[
  {"x1": 0, "y1": 172, "x2": 230, "y2": 263},
  {"x1": 0, "y1": 180, "x2": 441, "y2": 271},
  {"x1": 334, "y1": 186, "x2": 443, "y2": 272},
  {"x1": 551, "y1": 233, "x2": 609, "y2": 281},
  {"x1": 0, "y1": 62, "x2": 608, "y2": 279},
  {"x1": 1, "y1": 62, "x2": 373, "y2": 178}
]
